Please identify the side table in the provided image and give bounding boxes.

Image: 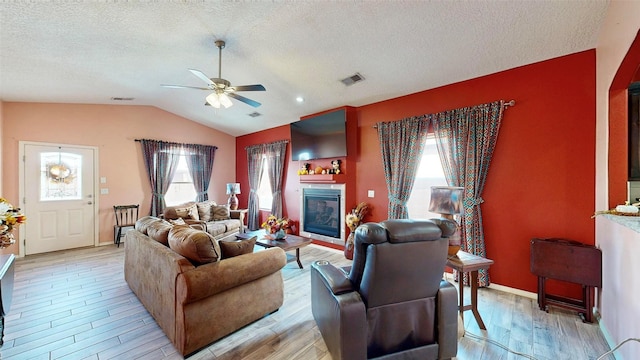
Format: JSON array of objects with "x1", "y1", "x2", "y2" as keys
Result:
[
  {"x1": 446, "y1": 251, "x2": 494, "y2": 330},
  {"x1": 0, "y1": 254, "x2": 15, "y2": 346},
  {"x1": 230, "y1": 209, "x2": 248, "y2": 233}
]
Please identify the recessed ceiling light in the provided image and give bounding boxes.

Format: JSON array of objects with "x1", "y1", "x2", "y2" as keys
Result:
[{"x1": 296, "y1": 96, "x2": 304, "y2": 103}]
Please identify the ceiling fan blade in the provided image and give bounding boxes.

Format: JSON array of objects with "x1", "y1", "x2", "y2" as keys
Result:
[
  {"x1": 161, "y1": 84, "x2": 211, "y2": 90},
  {"x1": 188, "y1": 69, "x2": 214, "y2": 86},
  {"x1": 227, "y1": 92, "x2": 262, "y2": 107},
  {"x1": 230, "y1": 84, "x2": 266, "y2": 92}
]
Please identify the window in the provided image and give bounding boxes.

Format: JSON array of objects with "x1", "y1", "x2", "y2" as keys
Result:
[
  {"x1": 406, "y1": 136, "x2": 448, "y2": 219},
  {"x1": 257, "y1": 155, "x2": 273, "y2": 210},
  {"x1": 165, "y1": 154, "x2": 197, "y2": 206},
  {"x1": 40, "y1": 152, "x2": 82, "y2": 201}
]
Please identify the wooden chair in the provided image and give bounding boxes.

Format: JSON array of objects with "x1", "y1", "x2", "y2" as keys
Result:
[{"x1": 113, "y1": 205, "x2": 139, "y2": 247}]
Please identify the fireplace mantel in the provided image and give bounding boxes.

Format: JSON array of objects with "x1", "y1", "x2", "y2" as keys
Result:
[{"x1": 299, "y1": 174, "x2": 345, "y2": 183}]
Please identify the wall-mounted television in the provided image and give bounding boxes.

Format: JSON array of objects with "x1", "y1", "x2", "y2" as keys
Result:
[{"x1": 290, "y1": 109, "x2": 347, "y2": 161}]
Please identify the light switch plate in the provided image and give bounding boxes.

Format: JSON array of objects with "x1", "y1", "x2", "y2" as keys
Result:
[
  {"x1": 368, "y1": 190, "x2": 375, "y2": 198},
  {"x1": 100, "y1": 177, "x2": 107, "y2": 184},
  {"x1": 100, "y1": 188, "x2": 109, "y2": 195}
]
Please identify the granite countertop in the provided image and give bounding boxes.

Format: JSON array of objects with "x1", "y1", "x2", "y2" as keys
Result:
[{"x1": 603, "y1": 213, "x2": 640, "y2": 233}]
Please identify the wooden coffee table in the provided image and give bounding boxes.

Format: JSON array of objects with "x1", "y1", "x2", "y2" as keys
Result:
[{"x1": 237, "y1": 230, "x2": 312, "y2": 269}]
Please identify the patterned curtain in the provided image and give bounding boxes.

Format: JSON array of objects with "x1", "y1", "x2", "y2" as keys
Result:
[
  {"x1": 139, "y1": 139, "x2": 180, "y2": 216},
  {"x1": 265, "y1": 140, "x2": 289, "y2": 218},
  {"x1": 376, "y1": 116, "x2": 430, "y2": 219},
  {"x1": 184, "y1": 143, "x2": 218, "y2": 202},
  {"x1": 432, "y1": 100, "x2": 505, "y2": 287},
  {"x1": 246, "y1": 144, "x2": 266, "y2": 230}
]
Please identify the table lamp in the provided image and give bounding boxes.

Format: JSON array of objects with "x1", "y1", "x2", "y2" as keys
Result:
[
  {"x1": 226, "y1": 183, "x2": 241, "y2": 210},
  {"x1": 428, "y1": 186, "x2": 464, "y2": 255}
]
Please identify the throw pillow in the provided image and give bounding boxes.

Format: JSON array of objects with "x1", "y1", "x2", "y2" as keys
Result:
[
  {"x1": 134, "y1": 216, "x2": 161, "y2": 235},
  {"x1": 169, "y1": 218, "x2": 186, "y2": 226},
  {"x1": 196, "y1": 201, "x2": 216, "y2": 222},
  {"x1": 219, "y1": 236, "x2": 256, "y2": 259},
  {"x1": 146, "y1": 220, "x2": 173, "y2": 246},
  {"x1": 168, "y1": 226, "x2": 220, "y2": 265},
  {"x1": 175, "y1": 203, "x2": 200, "y2": 221},
  {"x1": 212, "y1": 205, "x2": 231, "y2": 221}
]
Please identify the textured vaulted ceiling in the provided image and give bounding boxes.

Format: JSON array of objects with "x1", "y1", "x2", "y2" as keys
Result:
[{"x1": 0, "y1": 1, "x2": 609, "y2": 136}]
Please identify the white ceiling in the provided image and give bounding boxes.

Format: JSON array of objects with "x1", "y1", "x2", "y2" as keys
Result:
[{"x1": 0, "y1": 1, "x2": 609, "y2": 137}]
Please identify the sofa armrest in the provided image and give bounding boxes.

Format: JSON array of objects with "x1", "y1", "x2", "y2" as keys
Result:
[
  {"x1": 229, "y1": 209, "x2": 247, "y2": 232},
  {"x1": 311, "y1": 261, "x2": 367, "y2": 360},
  {"x1": 176, "y1": 247, "x2": 286, "y2": 304},
  {"x1": 437, "y1": 280, "x2": 459, "y2": 359}
]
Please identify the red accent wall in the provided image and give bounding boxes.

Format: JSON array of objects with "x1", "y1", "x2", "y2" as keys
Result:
[{"x1": 238, "y1": 50, "x2": 596, "y2": 294}]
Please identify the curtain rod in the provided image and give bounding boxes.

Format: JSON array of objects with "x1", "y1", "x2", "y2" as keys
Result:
[
  {"x1": 134, "y1": 138, "x2": 218, "y2": 149},
  {"x1": 372, "y1": 99, "x2": 515, "y2": 129}
]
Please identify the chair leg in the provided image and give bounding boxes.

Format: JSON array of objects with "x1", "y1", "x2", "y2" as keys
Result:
[{"x1": 116, "y1": 228, "x2": 122, "y2": 248}]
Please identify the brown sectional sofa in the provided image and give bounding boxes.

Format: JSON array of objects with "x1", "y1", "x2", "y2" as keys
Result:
[
  {"x1": 162, "y1": 200, "x2": 245, "y2": 241},
  {"x1": 124, "y1": 216, "x2": 286, "y2": 356}
]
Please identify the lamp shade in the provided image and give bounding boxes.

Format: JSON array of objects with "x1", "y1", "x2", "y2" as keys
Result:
[
  {"x1": 428, "y1": 186, "x2": 463, "y2": 215},
  {"x1": 206, "y1": 92, "x2": 233, "y2": 109},
  {"x1": 226, "y1": 183, "x2": 240, "y2": 195}
]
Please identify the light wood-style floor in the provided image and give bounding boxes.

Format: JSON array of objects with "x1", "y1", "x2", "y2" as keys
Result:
[{"x1": 0, "y1": 244, "x2": 612, "y2": 360}]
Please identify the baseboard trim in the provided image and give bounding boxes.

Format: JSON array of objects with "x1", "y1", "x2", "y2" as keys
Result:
[
  {"x1": 597, "y1": 315, "x2": 623, "y2": 359},
  {"x1": 486, "y1": 283, "x2": 537, "y2": 299}
]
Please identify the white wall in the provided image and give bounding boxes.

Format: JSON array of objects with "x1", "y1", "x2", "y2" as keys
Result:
[{"x1": 595, "y1": 1, "x2": 640, "y2": 358}]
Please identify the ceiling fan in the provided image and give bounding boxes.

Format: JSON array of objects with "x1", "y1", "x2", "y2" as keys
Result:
[{"x1": 161, "y1": 40, "x2": 265, "y2": 108}]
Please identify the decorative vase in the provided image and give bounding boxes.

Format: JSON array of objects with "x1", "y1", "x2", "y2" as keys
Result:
[
  {"x1": 448, "y1": 230, "x2": 462, "y2": 256},
  {"x1": 0, "y1": 231, "x2": 15, "y2": 249},
  {"x1": 344, "y1": 232, "x2": 355, "y2": 260},
  {"x1": 274, "y1": 229, "x2": 286, "y2": 240}
]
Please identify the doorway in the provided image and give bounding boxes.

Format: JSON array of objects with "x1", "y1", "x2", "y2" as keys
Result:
[{"x1": 19, "y1": 142, "x2": 99, "y2": 256}]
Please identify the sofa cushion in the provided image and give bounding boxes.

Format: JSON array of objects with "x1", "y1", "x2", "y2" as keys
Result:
[
  {"x1": 219, "y1": 236, "x2": 256, "y2": 259},
  {"x1": 212, "y1": 205, "x2": 230, "y2": 221},
  {"x1": 205, "y1": 222, "x2": 228, "y2": 237},
  {"x1": 147, "y1": 220, "x2": 173, "y2": 246},
  {"x1": 196, "y1": 201, "x2": 216, "y2": 222},
  {"x1": 135, "y1": 216, "x2": 162, "y2": 235},
  {"x1": 168, "y1": 226, "x2": 220, "y2": 265}
]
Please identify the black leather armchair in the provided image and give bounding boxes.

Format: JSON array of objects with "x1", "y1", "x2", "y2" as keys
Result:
[{"x1": 311, "y1": 219, "x2": 458, "y2": 360}]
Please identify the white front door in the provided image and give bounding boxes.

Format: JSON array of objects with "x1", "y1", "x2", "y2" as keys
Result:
[{"x1": 21, "y1": 143, "x2": 97, "y2": 255}]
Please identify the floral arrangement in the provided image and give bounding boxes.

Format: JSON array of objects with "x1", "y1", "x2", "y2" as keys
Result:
[
  {"x1": 344, "y1": 202, "x2": 369, "y2": 259},
  {"x1": 346, "y1": 202, "x2": 369, "y2": 232},
  {"x1": 0, "y1": 197, "x2": 27, "y2": 248},
  {"x1": 262, "y1": 215, "x2": 291, "y2": 234}
]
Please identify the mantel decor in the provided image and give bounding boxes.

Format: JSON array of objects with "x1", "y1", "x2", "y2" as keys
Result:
[{"x1": 0, "y1": 198, "x2": 27, "y2": 249}]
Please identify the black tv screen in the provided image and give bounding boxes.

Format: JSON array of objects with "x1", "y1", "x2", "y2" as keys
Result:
[{"x1": 290, "y1": 109, "x2": 347, "y2": 161}]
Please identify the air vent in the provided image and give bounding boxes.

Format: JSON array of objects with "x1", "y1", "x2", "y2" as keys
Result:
[
  {"x1": 340, "y1": 72, "x2": 365, "y2": 86},
  {"x1": 248, "y1": 112, "x2": 262, "y2": 118},
  {"x1": 110, "y1": 97, "x2": 135, "y2": 101}
]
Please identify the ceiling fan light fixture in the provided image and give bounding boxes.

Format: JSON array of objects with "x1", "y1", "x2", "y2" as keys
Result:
[
  {"x1": 206, "y1": 92, "x2": 221, "y2": 108},
  {"x1": 219, "y1": 93, "x2": 233, "y2": 108},
  {"x1": 206, "y1": 92, "x2": 233, "y2": 109}
]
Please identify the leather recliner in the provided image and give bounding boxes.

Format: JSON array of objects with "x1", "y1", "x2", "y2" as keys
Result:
[{"x1": 311, "y1": 218, "x2": 459, "y2": 360}]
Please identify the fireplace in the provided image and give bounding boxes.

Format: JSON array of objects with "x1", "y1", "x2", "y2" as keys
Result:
[{"x1": 300, "y1": 183, "x2": 346, "y2": 245}]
